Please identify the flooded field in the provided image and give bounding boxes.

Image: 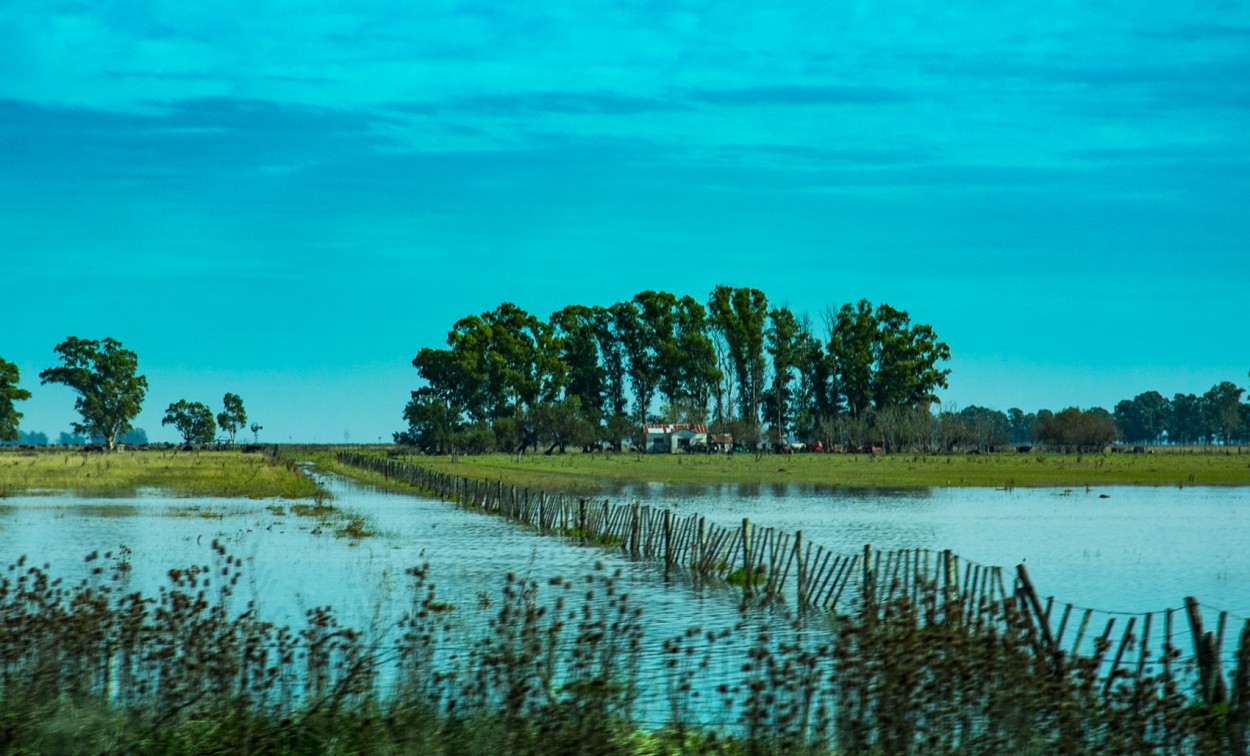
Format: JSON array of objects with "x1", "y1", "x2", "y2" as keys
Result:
[
  {"x1": 3, "y1": 471, "x2": 1249, "y2": 731},
  {"x1": 598, "y1": 480, "x2": 1250, "y2": 618}
]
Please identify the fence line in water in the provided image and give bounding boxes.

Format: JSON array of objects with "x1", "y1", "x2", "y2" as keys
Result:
[{"x1": 334, "y1": 450, "x2": 1249, "y2": 703}]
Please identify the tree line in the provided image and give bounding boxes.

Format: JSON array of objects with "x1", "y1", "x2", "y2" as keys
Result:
[
  {"x1": 0, "y1": 338, "x2": 256, "y2": 450},
  {"x1": 400, "y1": 287, "x2": 952, "y2": 454},
  {"x1": 940, "y1": 380, "x2": 1250, "y2": 453}
]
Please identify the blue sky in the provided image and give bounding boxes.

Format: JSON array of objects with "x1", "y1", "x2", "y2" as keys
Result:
[{"x1": 3, "y1": 1, "x2": 1248, "y2": 443}]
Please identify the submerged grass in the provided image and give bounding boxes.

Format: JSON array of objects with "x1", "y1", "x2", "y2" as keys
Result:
[
  {"x1": 0, "y1": 447, "x2": 321, "y2": 498},
  {"x1": 1, "y1": 546, "x2": 1246, "y2": 754},
  {"x1": 381, "y1": 447, "x2": 1250, "y2": 491}
]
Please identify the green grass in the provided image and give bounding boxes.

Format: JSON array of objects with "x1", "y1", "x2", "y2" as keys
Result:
[
  {"x1": 367, "y1": 447, "x2": 1250, "y2": 492},
  {"x1": 0, "y1": 447, "x2": 321, "y2": 498}
]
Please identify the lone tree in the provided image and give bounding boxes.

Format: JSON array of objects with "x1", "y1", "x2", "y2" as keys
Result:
[
  {"x1": 216, "y1": 392, "x2": 247, "y2": 444},
  {"x1": 0, "y1": 357, "x2": 32, "y2": 441},
  {"x1": 163, "y1": 400, "x2": 217, "y2": 446},
  {"x1": 40, "y1": 337, "x2": 147, "y2": 451}
]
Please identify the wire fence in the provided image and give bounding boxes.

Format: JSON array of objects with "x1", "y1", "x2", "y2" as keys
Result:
[{"x1": 336, "y1": 450, "x2": 1250, "y2": 699}]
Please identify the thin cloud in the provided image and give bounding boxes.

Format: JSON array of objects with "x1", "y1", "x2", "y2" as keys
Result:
[
  {"x1": 447, "y1": 90, "x2": 685, "y2": 116},
  {"x1": 685, "y1": 84, "x2": 911, "y2": 106},
  {"x1": 718, "y1": 143, "x2": 934, "y2": 165}
]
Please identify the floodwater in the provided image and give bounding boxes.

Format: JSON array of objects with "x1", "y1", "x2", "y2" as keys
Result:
[
  {"x1": 2, "y1": 473, "x2": 1247, "y2": 711},
  {"x1": 597, "y1": 480, "x2": 1250, "y2": 619},
  {"x1": 3, "y1": 475, "x2": 1247, "y2": 622}
]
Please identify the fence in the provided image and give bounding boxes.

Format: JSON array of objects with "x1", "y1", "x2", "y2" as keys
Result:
[{"x1": 335, "y1": 451, "x2": 1250, "y2": 706}]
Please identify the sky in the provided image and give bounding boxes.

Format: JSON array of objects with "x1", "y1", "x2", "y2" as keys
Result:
[{"x1": 2, "y1": 1, "x2": 1248, "y2": 443}]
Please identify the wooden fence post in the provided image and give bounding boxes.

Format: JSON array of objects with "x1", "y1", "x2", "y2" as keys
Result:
[
  {"x1": 863, "y1": 544, "x2": 875, "y2": 605},
  {"x1": 663, "y1": 509, "x2": 673, "y2": 569},
  {"x1": 741, "y1": 518, "x2": 753, "y2": 596},
  {"x1": 630, "y1": 501, "x2": 641, "y2": 557},
  {"x1": 794, "y1": 531, "x2": 806, "y2": 607}
]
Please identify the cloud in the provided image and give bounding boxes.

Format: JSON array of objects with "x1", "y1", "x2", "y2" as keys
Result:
[
  {"x1": 716, "y1": 143, "x2": 934, "y2": 166},
  {"x1": 1137, "y1": 24, "x2": 1250, "y2": 42},
  {"x1": 685, "y1": 84, "x2": 912, "y2": 106},
  {"x1": 447, "y1": 90, "x2": 686, "y2": 116},
  {"x1": 0, "y1": 96, "x2": 397, "y2": 186}
]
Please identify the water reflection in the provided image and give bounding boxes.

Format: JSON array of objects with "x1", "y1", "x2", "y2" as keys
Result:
[{"x1": 601, "y1": 481, "x2": 1250, "y2": 617}]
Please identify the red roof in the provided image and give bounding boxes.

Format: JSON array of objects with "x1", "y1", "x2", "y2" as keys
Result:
[{"x1": 641, "y1": 423, "x2": 708, "y2": 434}]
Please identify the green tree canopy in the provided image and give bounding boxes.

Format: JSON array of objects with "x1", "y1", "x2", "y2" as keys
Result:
[
  {"x1": 1034, "y1": 407, "x2": 1118, "y2": 451},
  {"x1": 405, "y1": 290, "x2": 955, "y2": 452},
  {"x1": 162, "y1": 400, "x2": 217, "y2": 446},
  {"x1": 550, "y1": 305, "x2": 606, "y2": 424},
  {"x1": 763, "y1": 306, "x2": 800, "y2": 441},
  {"x1": 707, "y1": 285, "x2": 769, "y2": 424},
  {"x1": 0, "y1": 357, "x2": 33, "y2": 442},
  {"x1": 39, "y1": 337, "x2": 147, "y2": 451},
  {"x1": 1113, "y1": 391, "x2": 1170, "y2": 444},
  {"x1": 829, "y1": 300, "x2": 951, "y2": 418},
  {"x1": 396, "y1": 389, "x2": 462, "y2": 454},
  {"x1": 1204, "y1": 381, "x2": 1245, "y2": 445},
  {"x1": 958, "y1": 405, "x2": 1011, "y2": 451},
  {"x1": 216, "y1": 392, "x2": 247, "y2": 445}
]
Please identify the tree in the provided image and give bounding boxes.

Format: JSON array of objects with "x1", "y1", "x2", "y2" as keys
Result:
[
  {"x1": 216, "y1": 392, "x2": 247, "y2": 445},
  {"x1": 673, "y1": 295, "x2": 720, "y2": 420},
  {"x1": 396, "y1": 389, "x2": 462, "y2": 454},
  {"x1": 531, "y1": 395, "x2": 596, "y2": 454},
  {"x1": 0, "y1": 357, "x2": 32, "y2": 442},
  {"x1": 1007, "y1": 408, "x2": 1035, "y2": 445},
  {"x1": 414, "y1": 302, "x2": 565, "y2": 429},
  {"x1": 959, "y1": 406, "x2": 1010, "y2": 451},
  {"x1": 791, "y1": 316, "x2": 839, "y2": 442},
  {"x1": 1114, "y1": 391, "x2": 1170, "y2": 444},
  {"x1": 593, "y1": 305, "x2": 629, "y2": 420},
  {"x1": 551, "y1": 305, "x2": 606, "y2": 424},
  {"x1": 39, "y1": 337, "x2": 148, "y2": 452},
  {"x1": 120, "y1": 428, "x2": 148, "y2": 445},
  {"x1": 1204, "y1": 381, "x2": 1245, "y2": 445},
  {"x1": 828, "y1": 300, "x2": 950, "y2": 418},
  {"x1": 1034, "y1": 407, "x2": 1117, "y2": 452},
  {"x1": 707, "y1": 285, "x2": 769, "y2": 424},
  {"x1": 763, "y1": 306, "x2": 800, "y2": 442},
  {"x1": 613, "y1": 298, "x2": 656, "y2": 424},
  {"x1": 828, "y1": 300, "x2": 877, "y2": 418},
  {"x1": 162, "y1": 400, "x2": 217, "y2": 446},
  {"x1": 1170, "y1": 393, "x2": 1205, "y2": 445},
  {"x1": 872, "y1": 304, "x2": 951, "y2": 410}
]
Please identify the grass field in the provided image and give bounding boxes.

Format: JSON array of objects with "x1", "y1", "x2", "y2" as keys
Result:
[
  {"x1": 371, "y1": 447, "x2": 1250, "y2": 493},
  {"x1": 0, "y1": 447, "x2": 321, "y2": 498}
]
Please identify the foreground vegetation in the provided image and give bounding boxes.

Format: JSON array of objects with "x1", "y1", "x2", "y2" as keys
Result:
[
  {"x1": 367, "y1": 447, "x2": 1250, "y2": 494},
  {"x1": 0, "y1": 447, "x2": 320, "y2": 498},
  {"x1": 1, "y1": 544, "x2": 1245, "y2": 755}
]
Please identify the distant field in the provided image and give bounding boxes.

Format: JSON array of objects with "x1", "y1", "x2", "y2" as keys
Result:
[
  {"x1": 0, "y1": 448, "x2": 320, "y2": 498},
  {"x1": 371, "y1": 447, "x2": 1250, "y2": 493}
]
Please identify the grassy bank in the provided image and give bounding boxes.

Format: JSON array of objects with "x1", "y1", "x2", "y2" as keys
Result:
[
  {"x1": 375, "y1": 447, "x2": 1250, "y2": 492},
  {"x1": 0, "y1": 447, "x2": 321, "y2": 498}
]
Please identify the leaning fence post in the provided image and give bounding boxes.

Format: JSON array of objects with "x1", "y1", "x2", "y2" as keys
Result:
[
  {"x1": 741, "y1": 518, "x2": 753, "y2": 596},
  {"x1": 663, "y1": 509, "x2": 673, "y2": 570},
  {"x1": 863, "y1": 544, "x2": 875, "y2": 605},
  {"x1": 793, "y1": 531, "x2": 805, "y2": 607},
  {"x1": 1016, "y1": 563, "x2": 1055, "y2": 650},
  {"x1": 630, "y1": 501, "x2": 641, "y2": 557}
]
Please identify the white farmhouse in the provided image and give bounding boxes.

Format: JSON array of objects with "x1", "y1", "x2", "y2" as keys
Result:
[{"x1": 641, "y1": 423, "x2": 708, "y2": 453}]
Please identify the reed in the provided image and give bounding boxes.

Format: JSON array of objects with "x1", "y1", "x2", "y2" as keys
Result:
[{"x1": 2, "y1": 546, "x2": 1248, "y2": 754}]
